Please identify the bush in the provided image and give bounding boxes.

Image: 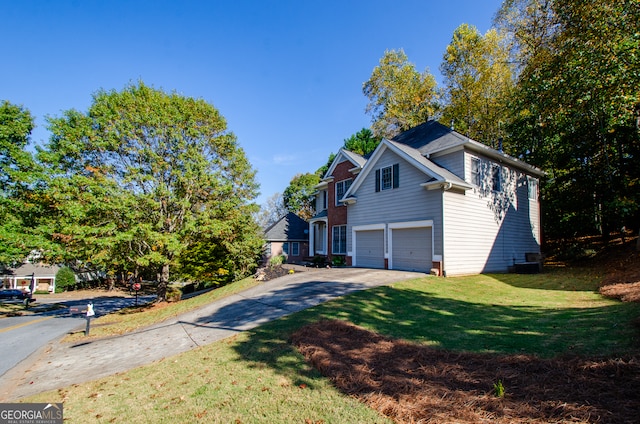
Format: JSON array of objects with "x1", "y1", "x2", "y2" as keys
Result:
[
  {"x1": 269, "y1": 255, "x2": 286, "y2": 266},
  {"x1": 165, "y1": 285, "x2": 182, "y2": 302},
  {"x1": 56, "y1": 266, "x2": 76, "y2": 291},
  {"x1": 332, "y1": 256, "x2": 346, "y2": 267}
]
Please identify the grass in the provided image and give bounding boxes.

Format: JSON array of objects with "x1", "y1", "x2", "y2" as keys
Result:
[
  {"x1": 24, "y1": 268, "x2": 640, "y2": 423},
  {"x1": 62, "y1": 278, "x2": 261, "y2": 342}
]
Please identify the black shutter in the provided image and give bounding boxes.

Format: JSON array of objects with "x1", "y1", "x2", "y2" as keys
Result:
[
  {"x1": 375, "y1": 169, "x2": 380, "y2": 192},
  {"x1": 392, "y1": 164, "x2": 399, "y2": 188}
]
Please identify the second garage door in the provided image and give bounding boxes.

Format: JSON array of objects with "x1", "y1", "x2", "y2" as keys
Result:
[
  {"x1": 391, "y1": 227, "x2": 432, "y2": 273},
  {"x1": 354, "y1": 230, "x2": 385, "y2": 269}
]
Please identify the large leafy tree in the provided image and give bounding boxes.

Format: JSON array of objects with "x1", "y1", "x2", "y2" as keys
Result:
[
  {"x1": 0, "y1": 101, "x2": 43, "y2": 264},
  {"x1": 283, "y1": 173, "x2": 320, "y2": 220},
  {"x1": 363, "y1": 49, "x2": 439, "y2": 138},
  {"x1": 440, "y1": 24, "x2": 514, "y2": 146},
  {"x1": 39, "y1": 82, "x2": 260, "y2": 300},
  {"x1": 500, "y1": 0, "x2": 640, "y2": 239}
]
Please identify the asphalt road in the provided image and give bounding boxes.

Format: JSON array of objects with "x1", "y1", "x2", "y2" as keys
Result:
[{"x1": 0, "y1": 294, "x2": 156, "y2": 379}]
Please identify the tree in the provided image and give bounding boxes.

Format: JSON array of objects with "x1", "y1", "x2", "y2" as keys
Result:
[
  {"x1": 343, "y1": 128, "x2": 381, "y2": 155},
  {"x1": 494, "y1": 0, "x2": 558, "y2": 74},
  {"x1": 315, "y1": 152, "x2": 336, "y2": 178},
  {"x1": 363, "y1": 49, "x2": 439, "y2": 139},
  {"x1": 39, "y1": 82, "x2": 260, "y2": 300},
  {"x1": 440, "y1": 24, "x2": 514, "y2": 146},
  {"x1": 0, "y1": 101, "x2": 43, "y2": 264},
  {"x1": 501, "y1": 0, "x2": 640, "y2": 239},
  {"x1": 255, "y1": 192, "x2": 287, "y2": 229},
  {"x1": 283, "y1": 173, "x2": 320, "y2": 220}
]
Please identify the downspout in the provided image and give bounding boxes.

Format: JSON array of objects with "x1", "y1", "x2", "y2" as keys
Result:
[{"x1": 441, "y1": 182, "x2": 452, "y2": 277}]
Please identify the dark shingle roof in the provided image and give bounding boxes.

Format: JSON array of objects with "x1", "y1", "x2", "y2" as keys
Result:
[
  {"x1": 391, "y1": 120, "x2": 469, "y2": 156},
  {"x1": 263, "y1": 212, "x2": 309, "y2": 241}
]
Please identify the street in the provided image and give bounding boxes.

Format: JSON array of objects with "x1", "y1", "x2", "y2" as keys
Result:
[{"x1": 0, "y1": 293, "x2": 156, "y2": 378}]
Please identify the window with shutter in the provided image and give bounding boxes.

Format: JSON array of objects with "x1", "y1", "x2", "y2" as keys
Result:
[{"x1": 376, "y1": 164, "x2": 399, "y2": 191}]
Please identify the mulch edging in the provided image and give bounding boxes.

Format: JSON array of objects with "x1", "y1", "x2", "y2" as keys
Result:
[{"x1": 291, "y1": 320, "x2": 640, "y2": 424}]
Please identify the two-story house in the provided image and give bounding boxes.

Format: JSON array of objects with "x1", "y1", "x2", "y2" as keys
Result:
[
  {"x1": 309, "y1": 149, "x2": 366, "y2": 265},
  {"x1": 313, "y1": 120, "x2": 544, "y2": 276}
]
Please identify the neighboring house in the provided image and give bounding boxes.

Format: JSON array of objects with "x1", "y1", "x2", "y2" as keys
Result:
[
  {"x1": 310, "y1": 148, "x2": 366, "y2": 265},
  {"x1": 263, "y1": 212, "x2": 310, "y2": 264},
  {"x1": 0, "y1": 262, "x2": 60, "y2": 293},
  {"x1": 314, "y1": 120, "x2": 544, "y2": 276}
]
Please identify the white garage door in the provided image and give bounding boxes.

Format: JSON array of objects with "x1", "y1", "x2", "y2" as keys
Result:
[
  {"x1": 391, "y1": 227, "x2": 432, "y2": 272},
  {"x1": 355, "y1": 230, "x2": 385, "y2": 269}
]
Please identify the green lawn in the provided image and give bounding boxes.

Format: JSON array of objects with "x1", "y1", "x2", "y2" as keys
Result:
[{"x1": 25, "y1": 268, "x2": 640, "y2": 423}]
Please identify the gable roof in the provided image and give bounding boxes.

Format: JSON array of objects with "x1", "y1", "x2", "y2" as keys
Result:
[
  {"x1": 391, "y1": 120, "x2": 545, "y2": 177},
  {"x1": 322, "y1": 148, "x2": 367, "y2": 181},
  {"x1": 0, "y1": 262, "x2": 60, "y2": 278},
  {"x1": 263, "y1": 212, "x2": 309, "y2": 242},
  {"x1": 342, "y1": 137, "x2": 473, "y2": 202}
]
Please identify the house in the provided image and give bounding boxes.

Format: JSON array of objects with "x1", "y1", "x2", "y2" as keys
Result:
[
  {"x1": 0, "y1": 262, "x2": 60, "y2": 293},
  {"x1": 263, "y1": 212, "x2": 310, "y2": 264},
  {"x1": 312, "y1": 120, "x2": 544, "y2": 276},
  {"x1": 309, "y1": 148, "x2": 366, "y2": 265}
]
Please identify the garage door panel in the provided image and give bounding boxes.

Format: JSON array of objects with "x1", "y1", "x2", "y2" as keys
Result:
[
  {"x1": 391, "y1": 227, "x2": 431, "y2": 272},
  {"x1": 355, "y1": 230, "x2": 384, "y2": 269}
]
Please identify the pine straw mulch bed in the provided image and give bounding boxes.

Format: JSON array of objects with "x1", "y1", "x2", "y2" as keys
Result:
[
  {"x1": 598, "y1": 241, "x2": 640, "y2": 303},
  {"x1": 291, "y1": 320, "x2": 640, "y2": 424}
]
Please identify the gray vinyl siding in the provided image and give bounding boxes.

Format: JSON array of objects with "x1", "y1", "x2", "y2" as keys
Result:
[
  {"x1": 430, "y1": 149, "x2": 465, "y2": 179},
  {"x1": 443, "y1": 153, "x2": 541, "y2": 275},
  {"x1": 347, "y1": 149, "x2": 443, "y2": 258}
]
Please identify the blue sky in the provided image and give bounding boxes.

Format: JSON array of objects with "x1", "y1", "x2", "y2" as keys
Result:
[{"x1": 1, "y1": 0, "x2": 502, "y2": 206}]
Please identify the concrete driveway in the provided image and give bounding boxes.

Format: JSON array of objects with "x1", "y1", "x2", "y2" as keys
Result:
[{"x1": 0, "y1": 267, "x2": 424, "y2": 401}]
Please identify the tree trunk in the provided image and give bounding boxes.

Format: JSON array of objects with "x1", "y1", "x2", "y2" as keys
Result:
[
  {"x1": 156, "y1": 263, "x2": 170, "y2": 302},
  {"x1": 107, "y1": 276, "x2": 115, "y2": 292},
  {"x1": 637, "y1": 228, "x2": 640, "y2": 252}
]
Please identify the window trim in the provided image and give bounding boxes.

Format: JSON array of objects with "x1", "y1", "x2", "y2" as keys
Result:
[
  {"x1": 491, "y1": 165, "x2": 501, "y2": 192},
  {"x1": 335, "y1": 178, "x2": 353, "y2": 206},
  {"x1": 291, "y1": 242, "x2": 300, "y2": 256},
  {"x1": 375, "y1": 163, "x2": 399, "y2": 192},
  {"x1": 332, "y1": 225, "x2": 347, "y2": 254},
  {"x1": 471, "y1": 157, "x2": 481, "y2": 186},
  {"x1": 527, "y1": 176, "x2": 538, "y2": 200}
]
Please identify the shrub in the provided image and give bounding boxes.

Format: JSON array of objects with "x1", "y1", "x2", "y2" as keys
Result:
[
  {"x1": 269, "y1": 254, "x2": 286, "y2": 266},
  {"x1": 332, "y1": 256, "x2": 346, "y2": 267},
  {"x1": 165, "y1": 285, "x2": 182, "y2": 302},
  {"x1": 56, "y1": 266, "x2": 76, "y2": 291}
]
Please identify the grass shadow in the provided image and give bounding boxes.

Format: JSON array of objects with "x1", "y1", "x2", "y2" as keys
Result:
[{"x1": 231, "y1": 278, "x2": 640, "y2": 394}]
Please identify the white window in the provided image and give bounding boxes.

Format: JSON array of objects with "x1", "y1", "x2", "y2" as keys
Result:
[
  {"x1": 282, "y1": 242, "x2": 289, "y2": 255},
  {"x1": 291, "y1": 242, "x2": 300, "y2": 256},
  {"x1": 491, "y1": 165, "x2": 501, "y2": 192},
  {"x1": 471, "y1": 158, "x2": 481, "y2": 186},
  {"x1": 335, "y1": 179, "x2": 352, "y2": 205},
  {"x1": 528, "y1": 177, "x2": 538, "y2": 200},
  {"x1": 381, "y1": 166, "x2": 393, "y2": 190},
  {"x1": 375, "y1": 164, "x2": 399, "y2": 192},
  {"x1": 332, "y1": 225, "x2": 347, "y2": 254}
]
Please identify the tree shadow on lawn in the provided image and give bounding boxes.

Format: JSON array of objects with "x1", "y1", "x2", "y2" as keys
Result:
[
  {"x1": 489, "y1": 267, "x2": 605, "y2": 292},
  {"x1": 230, "y1": 287, "x2": 640, "y2": 423}
]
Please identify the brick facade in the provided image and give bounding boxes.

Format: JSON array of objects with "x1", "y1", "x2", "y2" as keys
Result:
[{"x1": 326, "y1": 160, "x2": 354, "y2": 264}]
